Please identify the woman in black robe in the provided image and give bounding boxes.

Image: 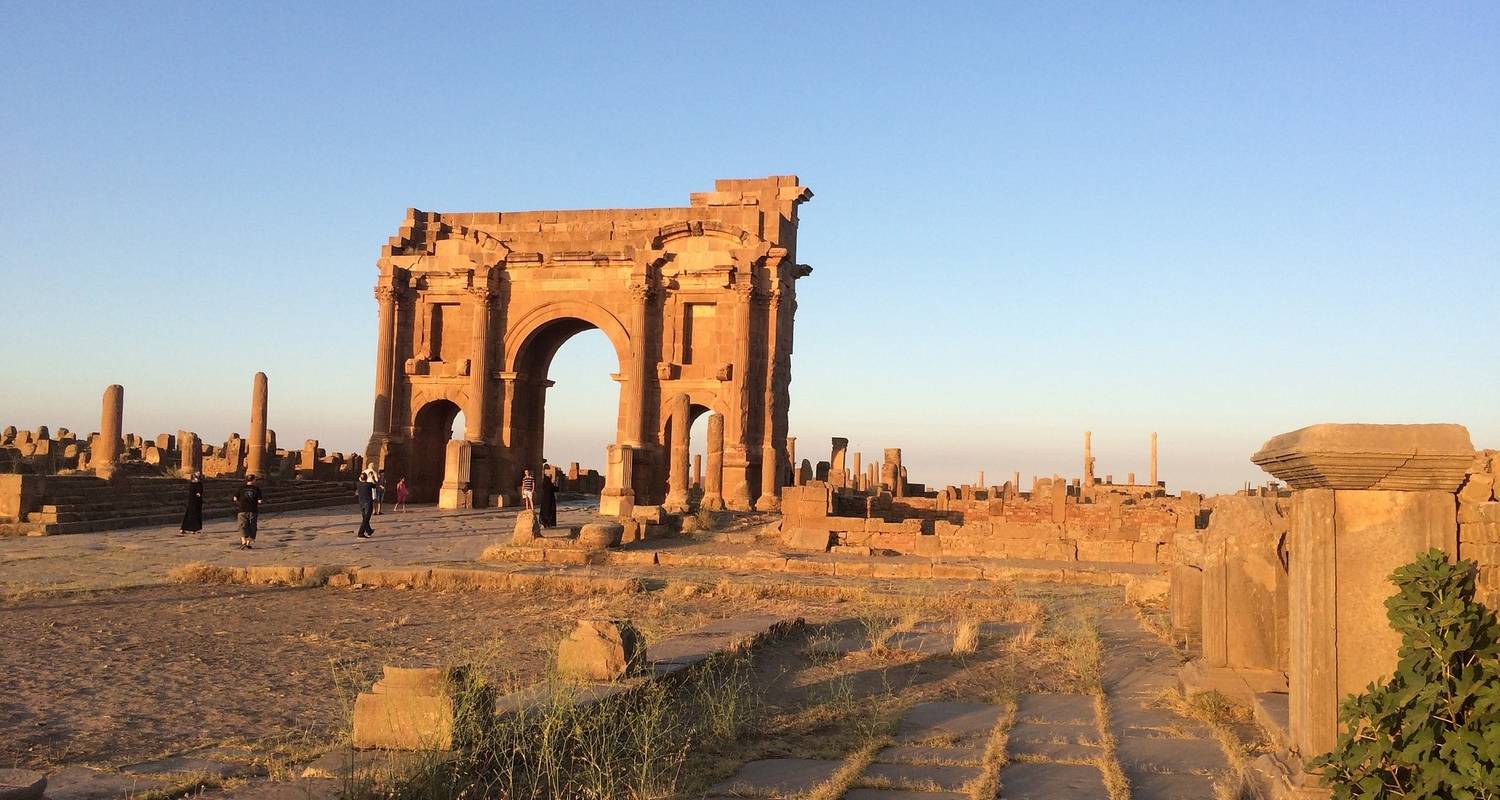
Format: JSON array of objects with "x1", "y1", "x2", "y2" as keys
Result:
[
  {"x1": 179, "y1": 473, "x2": 204, "y2": 535},
  {"x1": 537, "y1": 471, "x2": 558, "y2": 528}
]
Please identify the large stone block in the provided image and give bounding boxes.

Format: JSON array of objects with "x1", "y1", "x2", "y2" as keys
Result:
[
  {"x1": 1252, "y1": 423, "x2": 1474, "y2": 491},
  {"x1": 556, "y1": 619, "x2": 645, "y2": 682},
  {"x1": 783, "y1": 527, "x2": 831, "y2": 552},
  {"x1": 351, "y1": 666, "x2": 459, "y2": 751}
]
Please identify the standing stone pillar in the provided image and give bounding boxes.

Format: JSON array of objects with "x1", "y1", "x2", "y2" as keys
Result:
[
  {"x1": 599, "y1": 444, "x2": 635, "y2": 518},
  {"x1": 1252, "y1": 424, "x2": 1472, "y2": 775},
  {"x1": 724, "y1": 280, "x2": 756, "y2": 511},
  {"x1": 755, "y1": 277, "x2": 790, "y2": 512},
  {"x1": 703, "y1": 413, "x2": 725, "y2": 511},
  {"x1": 247, "y1": 372, "x2": 268, "y2": 478},
  {"x1": 664, "y1": 394, "x2": 692, "y2": 512},
  {"x1": 881, "y1": 449, "x2": 903, "y2": 497},
  {"x1": 438, "y1": 440, "x2": 473, "y2": 509},
  {"x1": 623, "y1": 283, "x2": 651, "y2": 447},
  {"x1": 829, "y1": 437, "x2": 848, "y2": 488},
  {"x1": 180, "y1": 431, "x2": 202, "y2": 476},
  {"x1": 370, "y1": 283, "x2": 400, "y2": 441},
  {"x1": 466, "y1": 289, "x2": 493, "y2": 441},
  {"x1": 692, "y1": 454, "x2": 702, "y2": 489},
  {"x1": 853, "y1": 452, "x2": 863, "y2": 491},
  {"x1": 785, "y1": 437, "x2": 797, "y2": 487},
  {"x1": 1083, "y1": 431, "x2": 1095, "y2": 489},
  {"x1": 1150, "y1": 431, "x2": 1159, "y2": 488},
  {"x1": 93, "y1": 384, "x2": 124, "y2": 478}
]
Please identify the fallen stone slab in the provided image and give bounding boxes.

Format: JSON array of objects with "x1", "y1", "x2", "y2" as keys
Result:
[
  {"x1": 0, "y1": 770, "x2": 46, "y2": 800},
  {"x1": 998, "y1": 762, "x2": 1110, "y2": 800},
  {"x1": 857, "y1": 762, "x2": 980, "y2": 792},
  {"x1": 708, "y1": 758, "x2": 841, "y2": 796}
]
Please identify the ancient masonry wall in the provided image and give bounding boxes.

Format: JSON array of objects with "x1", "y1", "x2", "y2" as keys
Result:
[
  {"x1": 1458, "y1": 449, "x2": 1500, "y2": 609},
  {"x1": 782, "y1": 481, "x2": 1200, "y2": 565}
]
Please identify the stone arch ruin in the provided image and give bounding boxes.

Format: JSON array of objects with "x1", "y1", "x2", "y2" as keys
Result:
[{"x1": 365, "y1": 176, "x2": 812, "y2": 511}]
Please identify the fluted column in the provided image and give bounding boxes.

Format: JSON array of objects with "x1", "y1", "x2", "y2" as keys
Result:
[
  {"x1": 755, "y1": 283, "x2": 787, "y2": 510},
  {"x1": 623, "y1": 282, "x2": 651, "y2": 447},
  {"x1": 466, "y1": 288, "x2": 493, "y2": 440},
  {"x1": 723, "y1": 279, "x2": 756, "y2": 510},
  {"x1": 664, "y1": 393, "x2": 691, "y2": 511},
  {"x1": 371, "y1": 284, "x2": 399, "y2": 436}
]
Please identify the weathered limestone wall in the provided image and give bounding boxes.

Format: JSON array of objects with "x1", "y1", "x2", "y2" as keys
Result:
[{"x1": 1458, "y1": 449, "x2": 1500, "y2": 609}]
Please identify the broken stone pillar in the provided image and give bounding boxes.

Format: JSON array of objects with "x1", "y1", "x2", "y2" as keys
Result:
[
  {"x1": 599, "y1": 444, "x2": 636, "y2": 518},
  {"x1": 1127, "y1": 472, "x2": 1135, "y2": 486},
  {"x1": 1252, "y1": 423, "x2": 1472, "y2": 774},
  {"x1": 785, "y1": 437, "x2": 797, "y2": 487},
  {"x1": 512, "y1": 508, "x2": 540, "y2": 543},
  {"x1": 829, "y1": 437, "x2": 848, "y2": 488},
  {"x1": 664, "y1": 394, "x2": 691, "y2": 512},
  {"x1": 701, "y1": 413, "x2": 725, "y2": 511},
  {"x1": 93, "y1": 384, "x2": 124, "y2": 478},
  {"x1": 246, "y1": 372, "x2": 268, "y2": 478},
  {"x1": 437, "y1": 440, "x2": 472, "y2": 509},
  {"x1": 300, "y1": 439, "x2": 319, "y2": 477},
  {"x1": 1170, "y1": 530, "x2": 1205, "y2": 649},
  {"x1": 1180, "y1": 496, "x2": 1289, "y2": 702},
  {"x1": 352, "y1": 666, "x2": 461, "y2": 750},
  {"x1": 556, "y1": 619, "x2": 645, "y2": 682},
  {"x1": 692, "y1": 454, "x2": 702, "y2": 489},
  {"x1": 1150, "y1": 431, "x2": 1159, "y2": 487},
  {"x1": 881, "y1": 448, "x2": 903, "y2": 497},
  {"x1": 1083, "y1": 431, "x2": 1095, "y2": 489}
]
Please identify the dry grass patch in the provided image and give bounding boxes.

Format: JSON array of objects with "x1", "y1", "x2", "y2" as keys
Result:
[
  {"x1": 953, "y1": 616, "x2": 981, "y2": 655},
  {"x1": 167, "y1": 562, "x2": 241, "y2": 584}
]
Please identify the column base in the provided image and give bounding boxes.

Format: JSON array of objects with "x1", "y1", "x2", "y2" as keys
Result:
[
  {"x1": 438, "y1": 484, "x2": 472, "y2": 510},
  {"x1": 599, "y1": 489, "x2": 635, "y2": 519},
  {"x1": 701, "y1": 494, "x2": 725, "y2": 511},
  {"x1": 754, "y1": 494, "x2": 781, "y2": 512},
  {"x1": 663, "y1": 491, "x2": 690, "y2": 513},
  {"x1": 1178, "y1": 661, "x2": 1287, "y2": 705}
]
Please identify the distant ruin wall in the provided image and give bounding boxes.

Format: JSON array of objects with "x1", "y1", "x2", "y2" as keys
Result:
[{"x1": 1458, "y1": 449, "x2": 1499, "y2": 610}]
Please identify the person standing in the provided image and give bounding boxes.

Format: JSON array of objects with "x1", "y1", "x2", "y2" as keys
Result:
[
  {"x1": 356, "y1": 469, "x2": 376, "y2": 539},
  {"x1": 537, "y1": 468, "x2": 558, "y2": 528},
  {"x1": 394, "y1": 477, "x2": 409, "y2": 512},
  {"x1": 520, "y1": 469, "x2": 535, "y2": 509},
  {"x1": 373, "y1": 469, "x2": 387, "y2": 515},
  {"x1": 179, "y1": 472, "x2": 204, "y2": 535},
  {"x1": 233, "y1": 474, "x2": 263, "y2": 550}
]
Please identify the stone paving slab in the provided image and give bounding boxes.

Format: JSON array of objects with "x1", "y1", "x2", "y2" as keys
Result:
[
  {"x1": 1005, "y1": 736, "x2": 1104, "y2": 763},
  {"x1": 1126, "y1": 770, "x2": 1222, "y2": 800},
  {"x1": 709, "y1": 758, "x2": 842, "y2": 796},
  {"x1": 1115, "y1": 735, "x2": 1228, "y2": 775},
  {"x1": 873, "y1": 743, "x2": 987, "y2": 766},
  {"x1": 883, "y1": 630, "x2": 954, "y2": 654},
  {"x1": 997, "y1": 762, "x2": 1110, "y2": 800},
  {"x1": 122, "y1": 755, "x2": 263, "y2": 778},
  {"x1": 1014, "y1": 692, "x2": 1096, "y2": 724},
  {"x1": 896, "y1": 701, "x2": 1002, "y2": 744},
  {"x1": 1006, "y1": 720, "x2": 1098, "y2": 745},
  {"x1": 843, "y1": 790, "x2": 967, "y2": 800},
  {"x1": 43, "y1": 767, "x2": 168, "y2": 800},
  {"x1": 857, "y1": 762, "x2": 979, "y2": 792}
]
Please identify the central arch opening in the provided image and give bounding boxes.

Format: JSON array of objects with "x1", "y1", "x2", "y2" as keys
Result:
[{"x1": 508, "y1": 314, "x2": 627, "y2": 507}]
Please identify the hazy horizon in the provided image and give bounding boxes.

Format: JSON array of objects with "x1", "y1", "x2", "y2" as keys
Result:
[{"x1": 3, "y1": 3, "x2": 1496, "y2": 495}]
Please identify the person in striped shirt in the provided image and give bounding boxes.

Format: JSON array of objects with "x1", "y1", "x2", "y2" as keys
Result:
[{"x1": 521, "y1": 469, "x2": 536, "y2": 509}]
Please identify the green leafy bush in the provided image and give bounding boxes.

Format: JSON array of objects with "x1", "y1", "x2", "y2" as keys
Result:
[{"x1": 1314, "y1": 549, "x2": 1500, "y2": 799}]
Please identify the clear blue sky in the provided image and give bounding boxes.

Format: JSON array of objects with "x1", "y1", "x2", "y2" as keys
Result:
[{"x1": 2, "y1": 3, "x2": 1496, "y2": 493}]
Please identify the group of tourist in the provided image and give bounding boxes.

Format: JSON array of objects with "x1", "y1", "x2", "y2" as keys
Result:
[{"x1": 175, "y1": 463, "x2": 556, "y2": 548}]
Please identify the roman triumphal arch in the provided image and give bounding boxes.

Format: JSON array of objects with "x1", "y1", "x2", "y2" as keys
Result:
[{"x1": 365, "y1": 176, "x2": 812, "y2": 513}]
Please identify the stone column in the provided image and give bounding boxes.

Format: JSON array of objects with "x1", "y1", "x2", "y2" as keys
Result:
[
  {"x1": 438, "y1": 440, "x2": 473, "y2": 509},
  {"x1": 664, "y1": 394, "x2": 692, "y2": 511},
  {"x1": 755, "y1": 283, "x2": 788, "y2": 511},
  {"x1": 692, "y1": 454, "x2": 702, "y2": 489},
  {"x1": 370, "y1": 284, "x2": 399, "y2": 438},
  {"x1": 829, "y1": 437, "x2": 848, "y2": 488},
  {"x1": 93, "y1": 384, "x2": 124, "y2": 478},
  {"x1": 181, "y1": 431, "x2": 202, "y2": 476},
  {"x1": 703, "y1": 413, "x2": 725, "y2": 511},
  {"x1": 853, "y1": 452, "x2": 863, "y2": 490},
  {"x1": 1150, "y1": 432, "x2": 1159, "y2": 487},
  {"x1": 599, "y1": 444, "x2": 635, "y2": 518},
  {"x1": 623, "y1": 282, "x2": 651, "y2": 447},
  {"x1": 1252, "y1": 423, "x2": 1471, "y2": 770},
  {"x1": 247, "y1": 372, "x2": 268, "y2": 478},
  {"x1": 724, "y1": 280, "x2": 756, "y2": 510},
  {"x1": 881, "y1": 448, "x2": 903, "y2": 497},
  {"x1": 1083, "y1": 431, "x2": 1095, "y2": 489},
  {"x1": 466, "y1": 289, "x2": 493, "y2": 441}
]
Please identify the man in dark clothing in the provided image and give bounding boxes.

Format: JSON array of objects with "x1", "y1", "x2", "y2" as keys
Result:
[
  {"x1": 234, "y1": 474, "x2": 264, "y2": 550},
  {"x1": 537, "y1": 469, "x2": 558, "y2": 528},
  {"x1": 356, "y1": 469, "x2": 376, "y2": 539}
]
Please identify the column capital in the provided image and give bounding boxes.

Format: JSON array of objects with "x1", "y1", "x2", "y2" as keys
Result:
[
  {"x1": 1252, "y1": 423, "x2": 1474, "y2": 491},
  {"x1": 374, "y1": 285, "x2": 404, "y2": 303},
  {"x1": 465, "y1": 287, "x2": 497, "y2": 307}
]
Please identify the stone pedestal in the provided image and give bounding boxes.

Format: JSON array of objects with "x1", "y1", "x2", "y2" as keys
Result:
[
  {"x1": 599, "y1": 444, "x2": 635, "y2": 518},
  {"x1": 351, "y1": 666, "x2": 458, "y2": 751},
  {"x1": 1251, "y1": 423, "x2": 1472, "y2": 791},
  {"x1": 437, "y1": 440, "x2": 472, "y2": 509}
]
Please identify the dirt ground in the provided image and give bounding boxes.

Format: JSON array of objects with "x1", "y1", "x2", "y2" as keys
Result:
[{"x1": 0, "y1": 582, "x2": 831, "y2": 771}]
